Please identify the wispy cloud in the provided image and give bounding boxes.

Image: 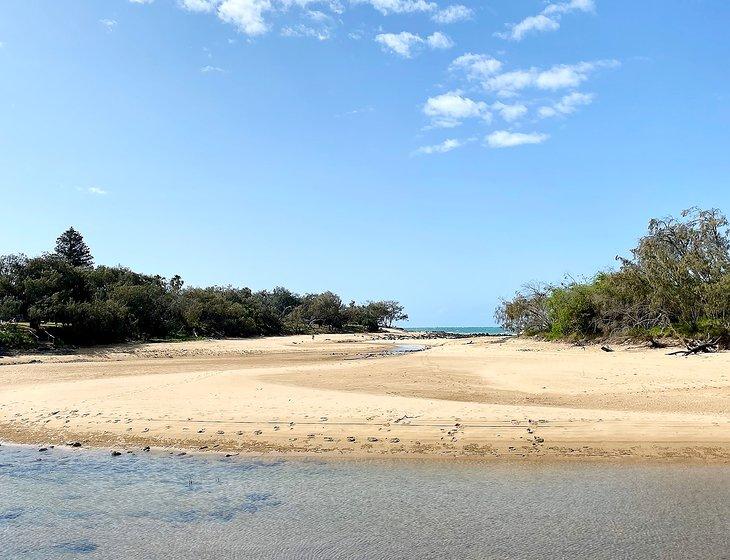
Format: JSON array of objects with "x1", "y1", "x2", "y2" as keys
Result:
[
  {"x1": 432, "y1": 4, "x2": 473, "y2": 24},
  {"x1": 497, "y1": 0, "x2": 595, "y2": 41},
  {"x1": 201, "y1": 65, "x2": 226, "y2": 73},
  {"x1": 99, "y1": 19, "x2": 118, "y2": 31},
  {"x1": 336, "y1": 105, "x2": 375, "y2": 117},
  {"x1": 485, "y1": 131, "x2": 549, "y2": 148},
  {"x1": 538, "y1": 91, "x2": 594, "y2": 117},
  {"x1": 129, "y1": 0, "x2": 154, "y2": 4},
  {"x1": 180, "y1": 0, "x2": 218, "y2": 11},
  {"x1": 281, "y1": 24, "x2": 331, "y2": 40},
  {"x1": 78, "y1": 186, "x2": 108, "y2": 196},
  {"x1": 450, "y1": 53, "x2": 502, "y2": 81},
  {"x1": 484, "y1": 60, "x2": 619, "y2": 97},
  {"x1": 172, "y1": 0, "x2": 440, "y2": 39},
  {"x1": 355, "y1": 0, "x2": 437, "y2": 15},
  {"x1": 413, "y1": 137, "x2": 467, "y2": 155},
  {"x1": 375, "y1": 31, "x2": 454, "y2": 58}
]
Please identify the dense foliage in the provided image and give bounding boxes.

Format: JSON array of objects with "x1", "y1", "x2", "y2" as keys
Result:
[
  {"x1": 0, "y1": 229, "x2": 407, "y2": 350},
  {"x1": 496, "y1": 208, "x2": 730, "y2": 343}
]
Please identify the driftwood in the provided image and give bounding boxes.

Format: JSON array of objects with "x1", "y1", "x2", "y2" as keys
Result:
[
  {"x1": 600, "y1": 345, "x2": 614, "y2": 353},
  {"x1": 667, "y1": 338, "x2": 720, "y2": 357},
  {"x1": 647, "y1": 337, "x2": 668, "y2": 349}
]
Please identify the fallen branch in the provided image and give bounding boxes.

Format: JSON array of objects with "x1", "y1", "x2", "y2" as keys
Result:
[{"x1": 667, "y1": 338, "x2": 720, "y2": 357}]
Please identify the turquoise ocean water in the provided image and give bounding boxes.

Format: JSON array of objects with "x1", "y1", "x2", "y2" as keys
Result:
[{"x1": 403, "y1": 326, "x2": 506, "y2": 335}]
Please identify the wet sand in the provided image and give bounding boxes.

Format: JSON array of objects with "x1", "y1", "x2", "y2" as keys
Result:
[{"x1": 1, "y1": 334, "x2": 728, "y2": 461}]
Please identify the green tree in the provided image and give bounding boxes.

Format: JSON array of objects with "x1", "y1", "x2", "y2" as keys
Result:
[{"x1": 55, "y1": 227, "x2": 94, "y2": 267}]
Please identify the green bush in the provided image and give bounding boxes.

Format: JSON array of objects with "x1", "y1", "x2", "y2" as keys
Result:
[
  {"x1": 497, "y1": 208, "x2": 730, "y2": 344},
  {"x1": 0, "y1": 324, "x2": 36, "y2": 351},
  {"x1": 0, "y1": 228, "x2": 407, "y2": 348}
]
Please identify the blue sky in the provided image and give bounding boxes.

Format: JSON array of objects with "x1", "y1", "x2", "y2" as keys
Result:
[{"x1": 1, "y1": 0, "x2": 729, "y2": 326}]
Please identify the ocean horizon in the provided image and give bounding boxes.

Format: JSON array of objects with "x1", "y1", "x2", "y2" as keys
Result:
[{"x1": 402, "y1": 326, "x2": 506, "y2": 335}]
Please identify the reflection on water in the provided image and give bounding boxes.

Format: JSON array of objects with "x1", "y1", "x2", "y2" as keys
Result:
[
  {"x1": 388, "y1": 344, "x2": 427, "y2": 354},
  {"x1": 1, "y1": 444, "x2": 728, "y2": 559}
]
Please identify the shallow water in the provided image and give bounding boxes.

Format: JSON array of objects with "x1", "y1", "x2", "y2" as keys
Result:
[
  {"x1": 1, "y1": 445, "x2": 728, "y2": 560},
  {"x1": 388, "y1": 344, "x2": 427, "y2": 354}
]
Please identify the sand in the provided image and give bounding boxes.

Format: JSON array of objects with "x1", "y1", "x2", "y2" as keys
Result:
[{"x1": 0, "y1": 334, "x2": 728, "y2": 461}]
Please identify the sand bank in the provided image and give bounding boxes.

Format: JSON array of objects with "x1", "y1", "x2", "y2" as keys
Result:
[{"x1": 1, "y1": 334, "x2": 728, "y2": 461}]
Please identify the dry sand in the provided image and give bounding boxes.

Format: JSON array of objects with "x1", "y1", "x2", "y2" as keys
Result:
[{"x1": 1, "y1": 334, "x2": 728, "y2": 461}]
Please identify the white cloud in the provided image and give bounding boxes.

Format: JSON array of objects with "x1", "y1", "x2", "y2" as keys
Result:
[
  {"x1": 450, "y1": 53, "x2": 502, "y2": 80},
  {"x1": 498, "y1": 14, "x2": 559, "y2": 41},
  {"x1": 281, "y1": 24, "x2": 331, "y2": 40},
  {"x1": 376, "y1": 31, "x2": 453, "y2": 57},
  {"x1": 486, "y1": 130, "x2": 548, "y2": 148},
  {"x1": 543, "y1": 0, "x2": 595, "y2": 16},
  {"x1": 484, "y1": 69, "x2": 535, "y2": 96},
  {"x1": 375, "y1": 32, "x2": 422, "y2": 57},
  {"x1": 201, "y1": 64, "x2": 225, "y2": 72},
  {"x1": 484, "y1": 60, "x2": 618, "y2": 96},
  {"x1": 129, "y1": 0, "x2": 154, "y2": 4},
  {"x1": 492, "y1": 102, "x2": 527, "y2": 122},
  {"x1": 538, "y1": 91, "x2": 594, "y2": 117},
  {"x1": 414, "y1": 138, "x2": 465, "y2": 155},
  {"x1": 87, "y1": 187, "x2": 108, "y2": 195},
  {"x1": 100, "y1": 19, "x2": 117, "y2": 31},
  {"x1": 217, "y1": 0, "x2": 272, "y2": 35},
  {"x1": 426, "y1": 31, "x2": 454, "y2": 50},
  {"x1": 423, "y1": 91, "x2": 490, "y2": 128},
  {"x1": 432, "y1": 4, "x2": 472, "y2": 24},
  {"x1": 356, "y1": 0, "x2": 436, "y2": 15},
  {"x1": 180, "y1": 0, "x2": 218, "y2": 11},
  {"x1": 497, "y1": 0, "x2": 594, "y2": 41}
]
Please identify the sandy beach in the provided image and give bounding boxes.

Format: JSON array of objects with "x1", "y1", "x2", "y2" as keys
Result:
[{"x1": 1, "y1": 334, "x2": 728, "y2": 461}]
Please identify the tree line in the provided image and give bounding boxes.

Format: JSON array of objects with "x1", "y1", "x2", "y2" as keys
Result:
[
  {"x1": 0, "y1": 228, "x2": 407, "y2": 350},
  {"x1": 496, "y1": 208, "x2": 730, "y2": 345}
]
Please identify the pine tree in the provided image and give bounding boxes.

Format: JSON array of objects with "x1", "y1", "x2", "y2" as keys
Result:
[{"x1": 55, "y1": 227, "x2": 94, "y2": 267}]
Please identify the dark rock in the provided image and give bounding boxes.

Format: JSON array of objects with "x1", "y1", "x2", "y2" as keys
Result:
[
  {"x1": 68, "y1": 442, "x2": 82, "y2": 448},
  {"x1": 111, "y1": 450, "x2": 122, "y2": 457},
  {"x1": 142, "y1": 446, "x2": 150, "y2": 452},
  {"x1": 38, "y1": 447, "x2": 48, "y2": 452}
]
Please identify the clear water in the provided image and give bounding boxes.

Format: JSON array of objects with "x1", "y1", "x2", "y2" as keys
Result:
[
  {"x1": 1, "y1": 444, "x2": 728, "y2": 560},
  {"x1": 404, "y1": 326, "x2": 507, "y2": 335}
]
